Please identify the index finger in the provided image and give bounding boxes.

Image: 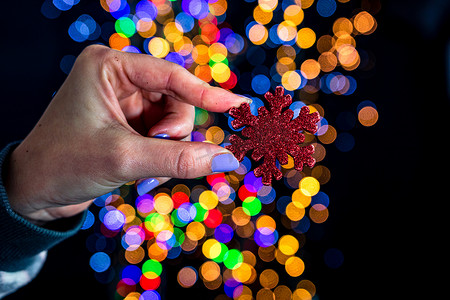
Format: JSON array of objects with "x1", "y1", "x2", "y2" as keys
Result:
[{"x1": 118, "y1": 50, "x2": 251, "y2": 112}]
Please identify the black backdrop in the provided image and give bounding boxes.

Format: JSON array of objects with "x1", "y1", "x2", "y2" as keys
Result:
[{"x1": 1, "y1": 0, "x2": 448, "y2": 299}]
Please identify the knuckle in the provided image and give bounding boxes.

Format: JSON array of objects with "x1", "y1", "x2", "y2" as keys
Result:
[
  {"x1": 81, "y1": 44, "x2": 110, "y2": 58},
  {"x1": 174, "y1": 145, "x2": 197, "y2": 178},
  {"x1": 73, "y1": 45, "x2": 111, "y2": 73}
]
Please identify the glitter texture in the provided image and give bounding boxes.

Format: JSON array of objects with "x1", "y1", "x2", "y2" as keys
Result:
[{"x1": 226, "y1": 86, "x2": 320, "y2": 185}]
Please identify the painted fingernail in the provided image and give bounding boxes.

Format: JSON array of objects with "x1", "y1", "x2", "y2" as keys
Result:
[
  {"x1": 137, "y1": 178, "x2": 159, "y2": 196},
  {"x1": 154, "y1": 133, "x2": 170, "y2": 139},
  {"x1": 211, "y1": 153, "x2": 240, "y2": 173}
]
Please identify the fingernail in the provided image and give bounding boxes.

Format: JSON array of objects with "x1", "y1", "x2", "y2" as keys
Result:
[
  {"x1": 211, "y1": 153, "x2": 240, "y2": 173},
  {"x1": 237, "y1": 94, "x2": 253, "y2": 104},
  {"x1": 154, "y1": 133, "x2": 170, "y2": 139},
  {"x1": 137, "y1": 178, "x2": 159, "y2": 196}
]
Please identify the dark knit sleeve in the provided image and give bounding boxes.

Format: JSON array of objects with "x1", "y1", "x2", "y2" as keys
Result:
[{"x1": 0, "y1": 141, "x2": 86, "y2": 272}]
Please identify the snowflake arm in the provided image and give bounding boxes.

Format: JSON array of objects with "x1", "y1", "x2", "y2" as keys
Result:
[
  {"x1": 229, "y1": 103, "x2": 257, "y2": 129},
  {"x1": 226, "y1": 86, "x2": 320, "y2": 185}
]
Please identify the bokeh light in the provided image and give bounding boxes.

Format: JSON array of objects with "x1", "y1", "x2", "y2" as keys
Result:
[{"x1": 60, "y1": 0, "x2": 382, "y2": 297}]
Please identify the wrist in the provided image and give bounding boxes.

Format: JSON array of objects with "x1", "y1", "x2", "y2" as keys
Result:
[{"x1": 2, "y1": 144, "x2": 45, "y2": 225}]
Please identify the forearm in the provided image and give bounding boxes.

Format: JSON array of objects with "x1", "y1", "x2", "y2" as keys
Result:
[{"x1": 0, "y1": 141, "x2": 86, "y2": 271}]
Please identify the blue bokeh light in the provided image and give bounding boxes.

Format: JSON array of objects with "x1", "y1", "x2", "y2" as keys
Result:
[{"x1": 89, "y1": 252, "x2": 111, "y2": 273}]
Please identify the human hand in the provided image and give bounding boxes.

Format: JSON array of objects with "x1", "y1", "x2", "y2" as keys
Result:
[{"x1": 4, "y1": 45, "x2": 248, "y2": 224}]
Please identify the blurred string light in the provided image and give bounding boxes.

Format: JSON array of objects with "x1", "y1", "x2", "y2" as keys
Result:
[{"x1": 41, "y1": 0, "x2": 382, "y2": 298}]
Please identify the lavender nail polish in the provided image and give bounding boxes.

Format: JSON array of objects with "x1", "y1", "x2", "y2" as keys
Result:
[
  {"x1": 137, "y1": 178, "x2": 159, "y2": 196},
  {"x1": 211, "y1": 153, "x2": 240, "y2": 173}
]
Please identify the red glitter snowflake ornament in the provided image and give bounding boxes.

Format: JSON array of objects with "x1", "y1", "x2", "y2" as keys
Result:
[{"x1": 226, "y1": 86, "x2": 320, "y2": 185}]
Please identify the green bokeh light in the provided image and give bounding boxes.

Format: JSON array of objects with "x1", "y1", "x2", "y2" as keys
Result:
[
  {"x1": 115, "y1": 17, "x2": 136, "y2": 38},
  {"x1": 242, "y1": 196, "x2": 262, "y2": 216},
  {"x1": 142, "y1": 259, "x2": 162, "y2": 277},
  {"x1": 193, "y1": 202, "x2": 208, "y2": 222},
  {"x1": 211, "y1": 242, "x2": 228, "y2": 263},
  {"x1": 194, "y1": 107, "x2": 209, "y2": 125},
  {"x1": 223, "y1": 249, "x2": 243, "y2": 270}
]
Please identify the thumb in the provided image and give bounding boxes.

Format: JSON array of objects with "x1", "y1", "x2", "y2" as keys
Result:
[{"x1": 122, "y1": 135, "x2": 240, "y2": 180}]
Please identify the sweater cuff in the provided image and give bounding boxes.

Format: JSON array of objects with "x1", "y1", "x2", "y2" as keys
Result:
[{"x1": 0, "y1": 141, "x2": 86, "y2": 272}]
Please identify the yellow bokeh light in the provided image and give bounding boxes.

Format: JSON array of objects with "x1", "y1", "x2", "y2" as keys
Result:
[
  {"x1": 277, "y1": 45, "x2": 296, "y2": 65},
  {"x1": 136, "y1": 19, "x2": 156, "y2": 38},
  {"x1": 153, "y1": 193, "x2": 173, "y2": 215},
  {"x1": 299, "y1": 176, "x2": 320, "y2": 196},
  {"x1": 208, "y1": 0, "x2": 227, "y2": 16},
  {"x1": 296, "y1": 27, "x2": 316, "y2": 49},
  {"x1": 276, "y1": 60, "x2": 296, "y2": 76},
  {"x1": 254, "y1": 5, "x2": 273, "y2": 25},
  {"x1": 300, "y1": 59, "x2": 321, "y2": 80},
  {"x1": 208, "y1": 43, "x2": 228, "y2": 62},
  {"x1": 281, "y1": 70, "x2": 302, "y2": 91},
  {"x1": 292, "y1": 288, "x2": 312, "y2": 300},
  {"x1": 117, "y1": 203, "x2": 135, "y2": 223},
  {"x1": 333, "y1": 17, "x2": 353, "y2": 35},
  {"x1": 186, "y1": 221, "x2": 206, "y2": 241},
  {"x1": 148, "y1": 37, "x2": 170, "y2": 58},
  {"x1": 256, "y1": 215, "x2": 276, "y2": 231},
  {"x1": 147, "y1": 241, "x2": 168, "y2": 262},
  {"x1": 200, "y1": 260, "x2": 221, "y2": 282},
  {"x1": 124, "y1": 292, "x2": 141, "y2": 300},
  {"x1": 337, "y1": 44, "x2": 360, "y2": 70},
  {"x1": 274, "y1": 285, "x2": 292, "y2": 299},
  {"x1": 285, "y1": 256, "x2": 305, "y2": 277},
  {"x1": 163, "y1": 22, "x2": 183, "y2": 42},
  {"x1": 281, "y1": 154, "x2": 294, "y2": 169},
  {"x1": 300, "y1": 0, "x2": 314, "y2": 9},
  {"x1": 192, "y1": 44, "x2": 210, "y2": 65},
  {"x1": 248, "y1": 23, "x2": 268, "y2": 45},
  {"x1": 285, "y1": 202, "x2": 305, "y2": 221},
  {"x1": 173, "y1": 36, "x2": 193, "y2": 56},
  {"x1": 258, "y1": 0, "x2": 278, "y2": 12},
  {"x1": 125, "y1": 246, "x2": 145, "y2": 264},
  {"x1": 232, "y1": 207, "x2": 251, "y2": 226},
  {"x1": 232, "y1": 262, "x2": 253, "y2": 283},
  {"x1": 211, "y1": 62, "x2": 231, "y2": 83},
  {"x1": 292, "y1": 188, "x2": 311, "y2": 208},
  {"x1": 353, "y1": 11, "x2": 376, "y2": 34},
  {"x1": 259, "y1": 269, "x2": 279, "y2": 289},
  {"x1": 333, "y1": 31, "x2": 356, "y2": 49},
  {"x1": 278, "y1": 20, "x2": 297, "y2": 42},
  {"x1": 205, "y1": 126, "x2": 225, "y2": 144},
  {"x1": 202, "y1": 238, "x2": 222, "y2": 259},
  {"x1": 278, "y1": 235, "x2": 299, "y2": 256},
  {"x1": 284, "y1": 5, "x2": 304, "y2": 25},
  {"x1": 199, "y1": 190, "x2": 219, "y2": 210},
  {"x1": 297, "y1": 280, "x2": 316, "y2": 297}
]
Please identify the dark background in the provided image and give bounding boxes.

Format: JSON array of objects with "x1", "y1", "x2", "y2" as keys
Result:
[{"x1": 1, "y1": 0, "x2": 448, "y2": 299}]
